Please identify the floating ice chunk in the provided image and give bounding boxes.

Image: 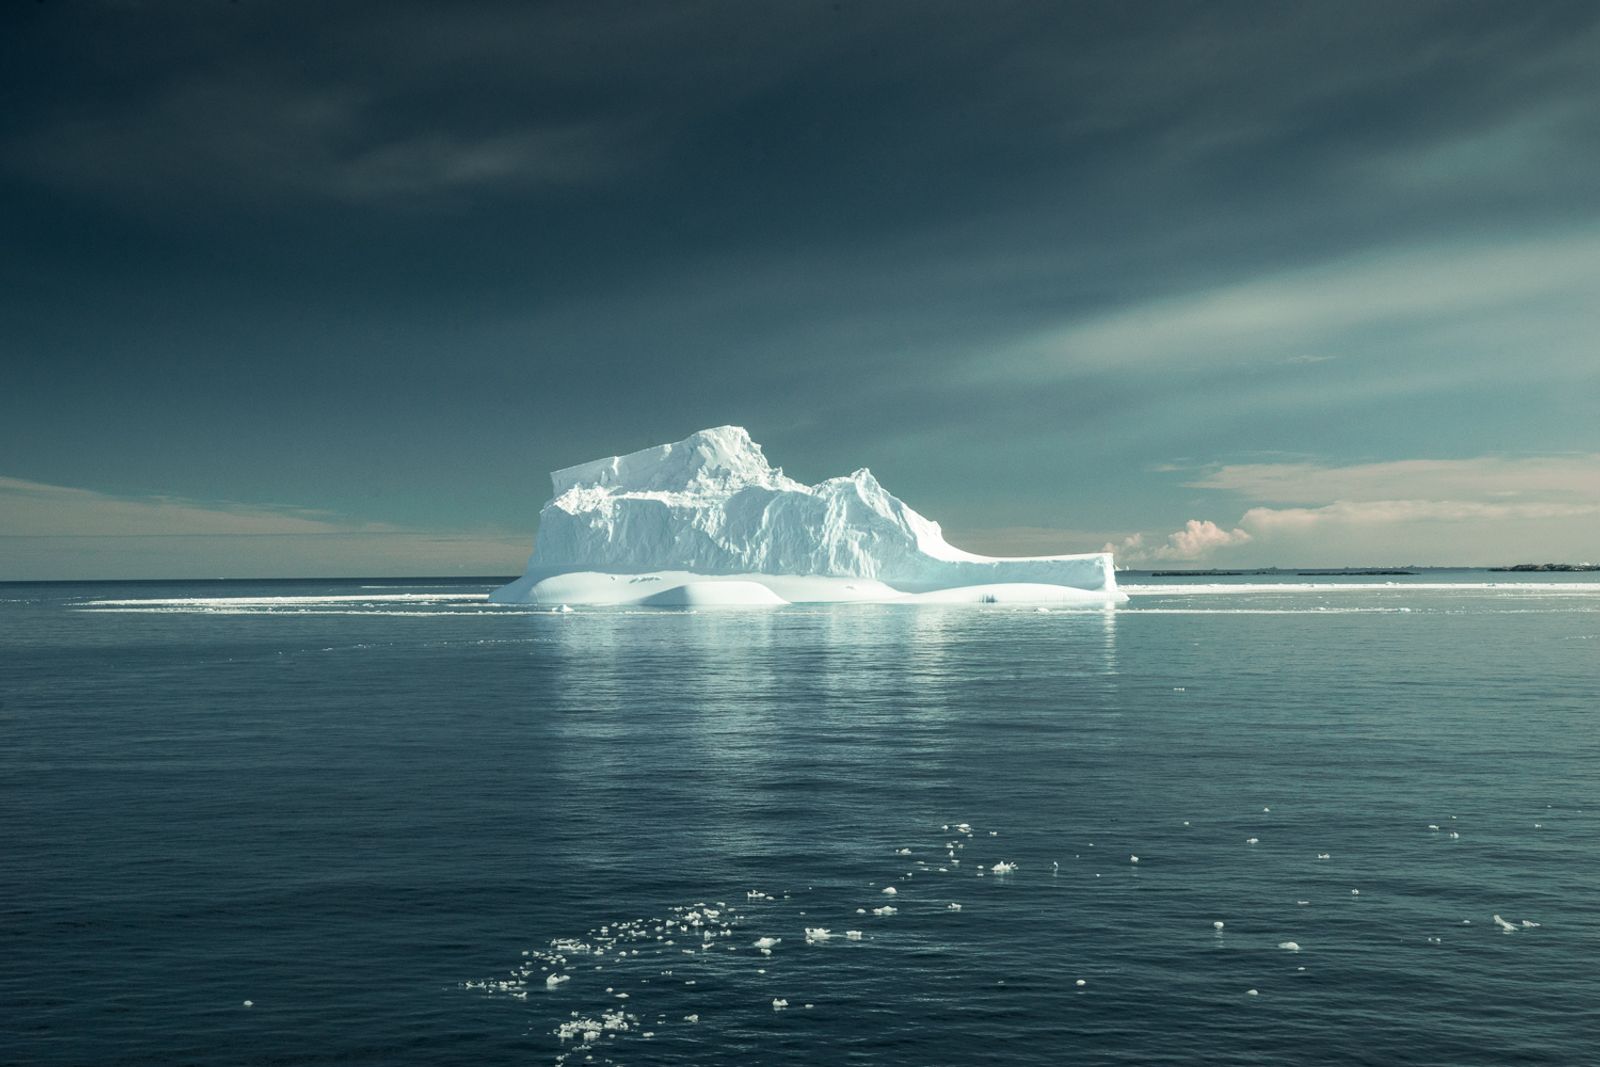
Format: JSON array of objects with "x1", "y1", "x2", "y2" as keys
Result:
[
  {"x1": 1278, "y1": 941, "x2": 1301, "y2": 951},
  {"x1": 804, "y1": 927, "x2": 832, "y2": 943},
  {"x1": 845, "y1": 930, "x2": 863, "y2": 940},
  {"x1": 753, "y1": 937, "x2": 781, "y2": 952},
  {"x1": 242, "y1": 1000, "x2": 253, "y2": 1008},
  {"x1": 881, "y1": 886, "x2": 897, "y2": 896},
  {"x1": 1075, "y1": 979, "x2": 1086, "y2": 987},
  {"x1": 991, "y1": 861, "x2": 1017, "y2": 874},
  {"x1": 1351, "y1": 889, "x2": 1360, "y2": 896},
  {"x1": 1129, "y1": 855, "x2": 1139, "y2": 864},
  {"x1": 1521, "y1": 919, "x2": 1541, "y2": 928},
  {"x1": 872, "y1": 906, "x2": 898, "y2": 916},
  {"x1": 1316, "y1": 853, "x2": 1331, "y2": 860},
  {"x1": 683, "y1": 1014, "x2": 699, "y2": 1024},
  {"x1": 772, "y1": 998, "x2": 788, "y2": 1010},
  {"x1": 896, "y1": 848, "x2": 912, "y2": 855},
  {"x1": 546, "y1": 974, "x2": 570, "y2": 989},
  {"x1": 1492, "y1": 915, "x2": 1518, "y2": 933},
  {"x1": 948, "y1": 903, "x2": 963, "y2": 911},
  {"x1": 1245, "y1": 838, "x2": 1259, "y2": 845},
  {"x1": 1213, "y1": 921, "x2": 1225, "y2": 930},
  {"x1": 1428, "y1": 824, "x2": 1440, "y2": 831},
  {"x1": 1247, "y1": 989, "x2": 1259, "y2": 996}
]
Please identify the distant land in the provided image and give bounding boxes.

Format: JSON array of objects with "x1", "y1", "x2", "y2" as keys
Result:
[
  {"x1": 1135, "y1": 565, "x2": 1598, "y2": 577},
  {"x1": 1488, "y1": 563, "x2": 1600, "y2": 572},
  {"x1": 1145, "y1": 569, "x2": 1417, "y2": 577}
]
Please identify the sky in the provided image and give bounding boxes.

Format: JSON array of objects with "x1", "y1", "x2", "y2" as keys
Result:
[{"x1": 3, "y1": 0, "x2": 1598, "y2": 579}]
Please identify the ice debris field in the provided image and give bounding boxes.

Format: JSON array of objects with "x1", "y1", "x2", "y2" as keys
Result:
[{"x1": 460, "y1": 814, "x2": 1555, "y2": 1067}]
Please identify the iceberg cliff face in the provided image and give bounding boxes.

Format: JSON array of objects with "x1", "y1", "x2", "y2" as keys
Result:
[{"x1": 491, "y1": 426, "x2": 1123, "y2": 605}]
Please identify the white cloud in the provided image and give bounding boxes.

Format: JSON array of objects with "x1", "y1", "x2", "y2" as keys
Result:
[
  {"x1": 1160, "y1": 452, "x2": 1600, "y2": 566},
  {"x1": 1107, "y1": 519, "x2": 1251, "y2": 563}
]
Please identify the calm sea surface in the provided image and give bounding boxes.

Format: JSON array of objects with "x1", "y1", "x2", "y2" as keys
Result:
[{"x1": 3, "y1": 574, "x2": 1598, "y2": 1066}]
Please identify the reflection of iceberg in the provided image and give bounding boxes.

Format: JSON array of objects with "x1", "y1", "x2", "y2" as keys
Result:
[{"x1": 490, "y1": 426, "x2": 1125, "y2": 607}]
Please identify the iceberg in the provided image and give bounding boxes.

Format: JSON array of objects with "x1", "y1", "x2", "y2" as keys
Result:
[{"x1": 489, "y1": 426, "x2": 1125, "y2": 607}]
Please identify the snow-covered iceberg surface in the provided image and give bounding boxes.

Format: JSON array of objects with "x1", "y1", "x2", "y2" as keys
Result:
[{"x1": 489, "y1": 426, "x2": 1125, "y2": 607}]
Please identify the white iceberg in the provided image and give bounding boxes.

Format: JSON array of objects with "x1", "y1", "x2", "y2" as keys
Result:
[{"x1": 489, "y1": 426, "x2": 1125, "y2": 607}]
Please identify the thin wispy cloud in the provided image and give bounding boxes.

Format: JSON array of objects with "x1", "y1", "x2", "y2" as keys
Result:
[
  {"x1": 996, "y1": 228, "x2": 1600, "y2": 380},
  {"x1": 0, "y1": 476, "x2": 525, "y2": 579}
]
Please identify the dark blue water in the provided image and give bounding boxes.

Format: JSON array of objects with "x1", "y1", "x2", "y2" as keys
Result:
[{"x1": 4, "y1": 577, "x2": 1598, "y2": 1066}]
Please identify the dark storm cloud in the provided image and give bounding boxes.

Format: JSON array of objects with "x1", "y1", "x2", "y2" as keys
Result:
[{"x1": 3, "y1": 1, "x2": 1599, "y2": 576}]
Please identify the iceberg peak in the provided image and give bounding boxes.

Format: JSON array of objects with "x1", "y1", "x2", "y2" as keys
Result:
[
  {"x1": 492, "y1": 426, "x2": 1124, "y2": 606},
  {"x1": 548, "y1": 424, "x2": 800, "y2": 497}
]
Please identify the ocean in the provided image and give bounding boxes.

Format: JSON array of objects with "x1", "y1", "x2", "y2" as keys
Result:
[{"x1": 3, "y1": 574, "x2": 1598, "y2": 1066}]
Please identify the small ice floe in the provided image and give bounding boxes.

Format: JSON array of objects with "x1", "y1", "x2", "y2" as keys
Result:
[
  {"x1": 242, "y1": 1000, "x2": 253, "y2": 1008},
  {"x1": 1278, "y1": 941, "x2": 1301, "y2": 951},
  {"x1": 1426, "y1": 936, "x2": 1442, "y2": 944},
  {"x1": 1351, "y1": 889, "x2": 1360, "y2": 896},
  {"x1": 1245, "y1": 838, "x2": 1259, "y2": 846},
  {"x1": 955, "y1": 823, "x2": 973, "y2": 834},
  {"x1": 989, "y1": 831, "x2": 998, "y2": 837},
  {"x1": 546, "y1": 974, "x2": 570, "y2": 989},
  {"x1": 1296, "y1": 900, "x2": 1310, "y2": 906},
  {"x1": 1052, "y1": 861, "x2": 1060, "y2": 873},
  {"x1": 1130, "y1": 855, "x2": 1139, "y2": 864},
  {"x1": 747, "y1": 890, "x2": 771, "y2": 900},
  {"x1": 1075, "y1": 979, "x2": 1086, "y2": 987},
  {"x1": 1317, "y1": 853, "x2": 1331, "y2": 860},
  {"x1": 1263, "y1": 807, "x2": 1271, "y2": 813},
  {"x1": 991, "y1": 860, "x2": 1017, "y2": 874},
  {"x1": 772, "y1": 998, "x2": 788, "y2": 1010},
  {"x1": 873, "y1": 906, "x2": 898, "y2": 917},
  {"x1": 1428, "y1": 824, "x2": 1440, "y2": 831},
  {"x1": 1449, "y1": 831, "x2": 1460, "y2": 839},
  {"x1": 1213, "y1": 921, "x2": 1225, "y2": 930},
  {"x1": 1246, "y1": 989, "x2": 1259, "y2": 996},
  {"x1": 1521, "y1": 919, "x2": 1541, "y2": 928},
  {"x1": 556, "y1": 604, "x2": 574, "y2": 614},
  {"x1": 896, "y1": 848, "x2": 912, "y2": 855},
  {"x1": 683, "y1": 1014, "x2": 699, "y2": 1024},
  {"x1": 845, "y1": 930, "x2": 863, "y2": 940},
  {"x1": 804, "y1": 928, "x2": 832, "y2": 943},
  {"x1": 881, "y1": 886, "x2": 897, "y2": 896},
  {"x1": 947, "y1": 903, "x2": 963, "y2": 911},
  {"x1": 753, "y1": 937, "x2": 780, "y2": 954},
  {"x1": 1492, "y1": 915, "x2": 1518, "y2": 933}
]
